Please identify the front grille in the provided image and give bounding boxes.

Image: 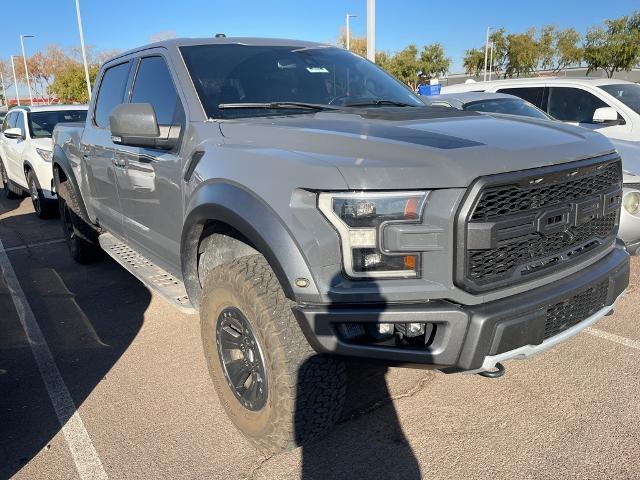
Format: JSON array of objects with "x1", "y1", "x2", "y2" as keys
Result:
[
  {"x1": 544, "y1": 281, "x2": 609, "y2": 339},
  {"x1": 457, "y1": 156, "x2": 622, "y2": 292}
]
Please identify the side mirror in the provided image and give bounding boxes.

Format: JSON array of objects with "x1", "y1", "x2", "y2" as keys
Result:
[
  {"x1": 592, "y1": 107, "x2": 621, "y2": 125},
  {"x1": 4, "y1": 127, "x2": 23, "y2": 139},
  {"x1": 109, "y1": 103, "x2": 178, "y2": 150}
]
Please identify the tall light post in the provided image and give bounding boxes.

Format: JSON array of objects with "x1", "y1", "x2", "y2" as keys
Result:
[
  {"x1": 10, "y1": 56, "x2": 20, "y2": 106},
  {"x1": 366, "y1": 0, "x2": 375, "y2": 62},
  {"x1": 75, "y1": 0, "x2": 92, "y2": 100},
  {"x1": 488, "y1": 42, "x2": 494, "y2": 81},
  {"x1": 345, "y1": 14, "x2": 357, "y2": 51},
  {"x1": 20, "y1": 34, "x2": 35, "y2": 106},
  {"x1": 483, "y1": 26, "x2": 491, "y2": 81}
]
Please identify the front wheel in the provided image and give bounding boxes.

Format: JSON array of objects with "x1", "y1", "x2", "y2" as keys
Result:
[
  {"x1": 200, "y1": 254, "x2": 346, "y2": 453},
  {"x1": 27, "y1": 170, "x2": 57, "y2": 219}
]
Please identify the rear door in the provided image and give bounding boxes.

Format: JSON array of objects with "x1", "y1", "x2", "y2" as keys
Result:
[
  {"x1": 495, "y1": 86, "x2": 547, "y2": 111},
  {"x1": 117, "y1": 53, "x2": 186, "y2": 273},
  {"x1": 82, "y1": 60, "x2": 133, "y2": 237}
]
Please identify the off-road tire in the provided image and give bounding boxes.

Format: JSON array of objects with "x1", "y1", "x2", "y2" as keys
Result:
[
  {"x1": 200, "y1": 254, "x2": 346, "y2": 453},
  {"x1": 55, "y1": 173, "x2": 102, "y2": 264},
  {"x1": 27, "y1": 170, "x2": 57, "y2": 219},
  {"x1": 1, "y1": 159, "x2": 21, "y2": 199}
]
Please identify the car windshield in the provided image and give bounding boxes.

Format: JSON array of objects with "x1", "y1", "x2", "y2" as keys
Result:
[
  {"x1": 462, "y1": 98, "x2": 552, "y2": 119},
  {"x1": 599, "y1": 83, "x2": 640, "y2": 115},
  {"x1": 28, "y1": 110, "x2": 87, "y2": 138},
  {"x1": 179, "y1": 44, "x2": 424, "y2": 118}
]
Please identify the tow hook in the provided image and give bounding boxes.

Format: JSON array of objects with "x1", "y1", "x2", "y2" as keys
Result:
[{"x1": 477, "y1": 362, "x2": 505, "y2": 379}]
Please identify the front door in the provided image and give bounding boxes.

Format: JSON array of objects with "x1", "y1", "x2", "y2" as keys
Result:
[
  {"x1": 3, "y1": 111, "x2": 28, "y2": 189},
  {"x1": 117, "y1": 55, "x2": 185, "y2": 274}
]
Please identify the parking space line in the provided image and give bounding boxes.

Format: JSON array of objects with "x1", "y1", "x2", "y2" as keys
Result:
[
  {"x1": 585, "y1": 328, "x2": 640, "y2": 351},
  {"x1": 0, "y1": 239, "x2": 109, "y2": 480},
  {"x1": 0, "y1": 238, "x2": 66, "y2": 253}
]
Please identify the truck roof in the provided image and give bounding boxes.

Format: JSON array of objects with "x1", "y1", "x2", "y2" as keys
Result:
[
  {"x1": 10, "y1": 104, "x2": 88, "y2": 113},
  {"x1": 112, "y1": 37, "x2": 331, "y2": 61}
]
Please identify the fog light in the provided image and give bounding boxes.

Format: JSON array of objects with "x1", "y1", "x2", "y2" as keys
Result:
[
  {"x1": 407, "y1": 322, "x2": 425, "y2": 337},
  {"x1": 378, "y1": 323, "x2": 393, "y2": 335},
  {"x1": 623, "y1": 191, "x2": 640, "y2": 215}
]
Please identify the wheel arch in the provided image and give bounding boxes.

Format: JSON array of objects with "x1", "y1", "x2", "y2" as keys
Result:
[
  {"x1": 52, "y1": 145, "x2": 92, "y2": 223},
  {"x1": 181, "y1": 182, "x2": 321, "y2": 310}
]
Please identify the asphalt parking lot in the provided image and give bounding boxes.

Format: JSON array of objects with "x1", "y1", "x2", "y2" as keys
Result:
[{"x1": 1, "y1": 195, "x2": 639, "y2": 480}]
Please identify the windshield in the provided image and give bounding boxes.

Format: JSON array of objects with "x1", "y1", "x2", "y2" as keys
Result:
[
  {"x1": 599, "y1": 83, "x2": 640, "y2": 115},
  {"x1": 463, "y1": 98, "x2": 552, "y2": 120},
  {"x1": 179, "y1": 44, "x2": 424, "y2": 118},
  {"x1": 28, "y1": 110, "x2": 87, "y2": 138}
]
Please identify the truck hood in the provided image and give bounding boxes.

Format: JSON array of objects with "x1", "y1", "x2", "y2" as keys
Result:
[{"x1": 219, "y1": 108, "x2": 616, "y2": 189}]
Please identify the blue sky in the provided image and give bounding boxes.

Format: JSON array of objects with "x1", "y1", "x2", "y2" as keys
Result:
[{"x1": 0, "y1": 0, "x2": 636, "y2": 73}]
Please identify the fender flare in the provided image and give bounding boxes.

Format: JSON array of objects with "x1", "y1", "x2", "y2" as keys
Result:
[
  {"x1": 181, "y1": 181, "x2": 321, "y2": 308},
  {"x1": 52, "y1": 144, "x2": 92, "y2": 223}
]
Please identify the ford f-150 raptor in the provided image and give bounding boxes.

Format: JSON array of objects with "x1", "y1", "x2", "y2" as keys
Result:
[{"x1": 52, "y1": 37, "x2": 629, "y2": 453}]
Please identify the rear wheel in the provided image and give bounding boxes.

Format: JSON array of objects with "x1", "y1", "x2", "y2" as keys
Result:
[
  {"x1": 55, "y1": 172, "x2": 102, "y2": 263},
  {"x1": 200, "y1": 254, "x2": 346, "y2": 453},
  {"x1": 1, "y1": 159, "x2": 21, "y2": 199},
  {"x1": 27, "y1": 170, "x2": 57, "y2": 219}
]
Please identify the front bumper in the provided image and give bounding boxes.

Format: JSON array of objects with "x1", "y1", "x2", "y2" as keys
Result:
[{"x1": 293, "y1": 245, "x2": 629, "y2": 372}]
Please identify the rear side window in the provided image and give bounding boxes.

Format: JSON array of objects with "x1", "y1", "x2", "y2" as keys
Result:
[
  {"x1": 497, "y1": 87, "x2": 545, "y2": 109},
  {"x1": 94, "y1": 62, "x2": 131, "y2": 128},
  {"x1": 547, "y1": 87, "x2": 608, "y2": 123},
  {"x1": 130, "y1": 56, "x2": 182, "y2": 125}
]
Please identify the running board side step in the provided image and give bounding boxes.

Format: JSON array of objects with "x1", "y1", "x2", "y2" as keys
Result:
[{"x1": 98, "y1": 232, "x2": 197, "y2": 314}]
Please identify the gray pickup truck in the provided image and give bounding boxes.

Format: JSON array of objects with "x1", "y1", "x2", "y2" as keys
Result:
[{"x1": 52, "y1": 37, "x2": 629, "y2": 452}]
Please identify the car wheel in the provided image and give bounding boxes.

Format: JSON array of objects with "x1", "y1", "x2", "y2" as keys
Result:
[
  {"x1": 27, "y1": 170, "x2": 57, "y2": 219},
  {"x1": 200, "y1": 254, "x2": 346, "y2": 453},
  {"x1": 1, "y1": 159, "x2": 21, "y2": 199},
  {"x1": 55, "y1": 172, "x2": 102, "y2": 263}
]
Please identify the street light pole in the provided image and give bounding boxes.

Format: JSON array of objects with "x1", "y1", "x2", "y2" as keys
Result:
[
  {"x1": 10, "y1": 56, "x2": 20, "y2": 106},
  {"x1": 483, "y1": 26, "x2": 491, "y2": 81},
  {"x1": 489, "y1": 42, "x2": 494, "y2": 81},
  {"x1": 345, "y1": 14, "x2": 357, "y2": 51},
  {"x1": 20, "y1": 34, "x2": 35, "y2": 106},
  {"x1": 366, "y1": 0, "x2": 375, "y2": 62},
  {"x1": 75, "y1": 0, "x2": 92, "y2": 100}
]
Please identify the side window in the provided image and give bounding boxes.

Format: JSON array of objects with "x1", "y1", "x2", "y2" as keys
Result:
[
  {"x1": 14, "y1": 111, "x2": 25, "y2": 133},
  {"x1": 497, "y1": 87, "x2": 545, "y2": 109},
  {"x1": 547, "y1": 87, "x2": 608, "y2": 123},
  {"x1": 94, "y1": 62, "x2": 131, "y2": 128},
  {"x1": 130, "y1": 56, "x2": 183, "y2": 126}
]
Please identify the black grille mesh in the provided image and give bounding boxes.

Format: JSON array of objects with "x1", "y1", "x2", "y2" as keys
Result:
[
  {"x1": 544, "y1": 281, "x2": 608, "y2": 339},
  {"x1": 463, "y1": 160, "x2": 621, "y2": 290},
  {"x1": 471, "y1": 162, "x2": 620, "y2": 221}
]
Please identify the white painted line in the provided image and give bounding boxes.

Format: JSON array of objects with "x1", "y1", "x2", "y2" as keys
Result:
[
  {"x1": 585, "y1": 328, "x2": 640, "y2": 351},
  {"x1": 0, "y1": 238, "x2": 66, "y2": 252},
  {"x1": 0, "y1": 239, "x2": 108, "y2": 479}
]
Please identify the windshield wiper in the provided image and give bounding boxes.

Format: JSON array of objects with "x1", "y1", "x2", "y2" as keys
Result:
[
  {"x1": 342, "y1": 99, "x2": 417, "y2": 108},
  {"x1": 218, "y1": 102, "x2": 341, "y2": 111}
]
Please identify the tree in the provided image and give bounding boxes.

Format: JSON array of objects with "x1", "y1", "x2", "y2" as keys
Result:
[
  {"x1": 418, "y1": 43, "x2": 450, "y2": 78},
  {"x1": 50, "y1": 64, "x2": 100, "y2": 103},
  {"x1": 384, "y1": 44, "x2": 420, "y2": 89},
  {"x1": 552, "y1": 28, "x2": 583, "y2": 72},
  {"x1": 337, "y1": 28, "x2": 367, "y2": 58},
  {"x1": 583, "y1": 11, "x2": 640, "y2": 77},
  {"x1": 537, "y1": 25, "x2": 556, "y2": 71},
  {"x1": 505, "y1": 29, "x2": 539, "y2": 77},
  {"x1": 463, "y1": 48, "x2": 485, "y2": 76},
  {"x1": 489, "y1": 28, "x2": 509, "y2": 78}
]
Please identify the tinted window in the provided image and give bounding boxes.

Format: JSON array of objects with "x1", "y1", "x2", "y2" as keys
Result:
[
  {"x1": 94, "y1": 62, "x2": 131, "y2": 128},
  {"x1": 180, "y1": 44, "x2": 424, "y2": 118},
  {"x1": 131, "y1": 56, "x2": 182, "y2": 125},
  {"x1": 599, "y1": 83, "x2": 640, "y2": 115},
  {"x1": 28, "y1": 110, "x2": 87, "y2": 138},
  {"x1": 463, "y1": 98, "x2": 552, "y2": 120},
  {"x1": 497, "y1": 87, "x2": 545, "y2": 109},
  {"x1": 13, "y1": 111, "x2": 25, "y2": 131},
  {"x1": 548, "y1": 87, "x2": 608, "y2": 123},
  {"x1": 3, "y1": 111, "x2": 15, "y2": 130}
]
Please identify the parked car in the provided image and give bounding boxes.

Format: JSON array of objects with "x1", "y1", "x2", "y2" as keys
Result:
[
  {"x1": 52, "y1": 37, "x2": 628, "y2": 453},
  {"x1": 422, "y1": 91, "x2": 640, "y2": 253},
  {"x1": 443, "y1": 77, "x2": 640, "y2": 142},
  {"x1": 0, "y1": 105, "x2": 88, "y2": 217}
]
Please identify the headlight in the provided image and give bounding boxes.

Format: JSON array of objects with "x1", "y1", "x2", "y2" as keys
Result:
[
  {"x1": 36, "y1": 148, "x2": 52, "y2": 162},
  {"x1": 623, "y1": 191, "x2": 640, "y2": 215},
  {"x1": 318, "y1": 191, "x2": 428, "y2": 278}
]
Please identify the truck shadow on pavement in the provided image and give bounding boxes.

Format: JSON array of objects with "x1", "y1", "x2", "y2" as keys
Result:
[
  {"x1": 0, "y1": 211, "x2": 150, "y2": 479},
  {"x1": 296, "y1": 278, "x2": 422, "y2": 480}
]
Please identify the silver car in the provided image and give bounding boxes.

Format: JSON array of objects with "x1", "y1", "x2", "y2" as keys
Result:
[{"x1": 422, "y1": 91, "x2": 640, "y2": 254}]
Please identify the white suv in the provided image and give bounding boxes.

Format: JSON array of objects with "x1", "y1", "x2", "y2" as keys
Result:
[
  {"x1": 0, "y1": 105, "x2": 88, "y2": 217},
  {"x1": 443, "y1": 77, "x2": 640, "y2": 142}
]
